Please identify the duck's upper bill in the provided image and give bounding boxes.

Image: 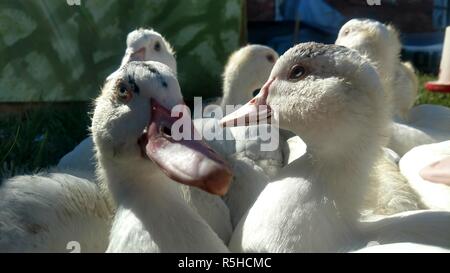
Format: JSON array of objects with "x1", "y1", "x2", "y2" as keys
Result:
[{"x1": 220, "y1": 78, "x2": 273, "y2": 128}]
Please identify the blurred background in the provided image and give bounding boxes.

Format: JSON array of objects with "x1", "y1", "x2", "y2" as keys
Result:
[{"x1": 1, "y1": 0, "x2": 449, "y2": 178}]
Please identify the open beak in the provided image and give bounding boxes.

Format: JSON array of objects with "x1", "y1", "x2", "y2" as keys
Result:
[
  {"x1": 220, "y1": 78, "x2": 274, "y2": 127},
  {"x1": 139, "y1": 99, "x2": 232, "y2": 196}
]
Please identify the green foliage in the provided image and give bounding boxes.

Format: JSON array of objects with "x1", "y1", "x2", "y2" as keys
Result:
[
  {"x1": 0, "y1": 103, "x2": 90, "y2": 179},
  {"x1": 416, "y1": 74, "x2": 450, "y2": 108},
  {"x1": 0, "y1": 0, "x2": 242, "y2": 102}
]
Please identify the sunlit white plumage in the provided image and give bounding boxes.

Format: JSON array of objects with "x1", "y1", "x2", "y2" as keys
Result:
[
  {"x1": 224, "y1": 43, "x2": 450, "y2": 252},
  {"x1": 94, "y1": 61, "x2": 230, "y2": 252},
  {"x1": 399, "y1": 141, "x2": 450, "y2": 210}
]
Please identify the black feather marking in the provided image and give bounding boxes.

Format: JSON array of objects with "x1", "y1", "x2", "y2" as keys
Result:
[{"x1": 128, "y1": 75, "x2": 140, "y2": 94}]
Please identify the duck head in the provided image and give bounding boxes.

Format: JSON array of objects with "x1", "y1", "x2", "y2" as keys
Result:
[
  {"x1": 222, "y1": 44, "x2": 279, "y2": 108},
  {"x1": 107, "y1": 28, "x2": 177, "y2": 81},
  {"x1": 93, "y1": 61, "x2": 231, "y2": 196},
  {"x1": 221, "y1": 42, "x2": 387, "y2": 156},
  {"x1": 335, "y1": 19, "x2": 400, "y2": 75},
  {"x1": 122, "y1": 28, "x2": 177, "y2": 73}
]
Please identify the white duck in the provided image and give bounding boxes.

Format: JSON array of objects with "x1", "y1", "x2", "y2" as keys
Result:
[
  {"x1": 399, "y1": 141, "x2": 450, "y2": 210},
  {"x1": 388, "y1": 106, "x2": 450, "y2": 156},
  {"x1": 60, "y1": 29, "x2": 233, "y2": 243},
  {"x1": 58, "y1": 28, "x2": 177, "y2": 175},
  {"x1": 336, "y1": 18, "x2": 450, "y2": 156},
  {"x1": 195, "y1": 45, "x2": 302, "y2": 226},
  {"x1": 335, "y1": 19, "x2": 427, "y2": 214},
  {"x1": 93, "y1": 61, "x2": 232, "y2": 252},
  {"x1": 199, "y1": 44, "x2": 287, "y2": 174},
  {"x1": 219, "y1": 44, "x2": 278, "y2": 110},
  {"x1": 335, "y1": 18, "x2": 417, "y2": 120},
  {"x1": 221, "y1": 43, "x2": 450, "y2": 252}
]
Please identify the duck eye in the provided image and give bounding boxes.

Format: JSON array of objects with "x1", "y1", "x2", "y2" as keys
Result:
[
  {"x1": 343, "y1": 29, "x2": 350, "y2": 36},
  {"x1": 117, "y1": 85, "x2": 132, "y2": 103},
  {"x1": 266, "y1": 54, "x2": 275, "y2": 63},
  {"x1": 288, "y1": 65, "x2": 306, "y2": 81},
  {"x1": 154, "y1": 42, "x2": 161, "y2": 52}
]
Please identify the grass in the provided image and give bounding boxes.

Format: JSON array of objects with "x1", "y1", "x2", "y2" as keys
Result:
[
  {"x1": 416, "y1": 74, "x2": 450, "y2": 107},
  {"x1": 0, "y1": 74, "x2": 449, "y2": 180},
  {"x1": 0, "y1": 103, "x2": 91, "y2": 180}
]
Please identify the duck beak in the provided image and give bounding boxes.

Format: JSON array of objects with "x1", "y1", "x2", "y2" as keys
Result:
[
  {"x1": 106, "y1": 47, "x2": 147, "y2": 82},
  {"x1": 139, "y1": 99, "x2": 232, "y2": 196},
  {"x1": 220, "y1": 78, "x2": 274, "y2": 127},
  {"x1": 419, "y1": 157, "x2": 450, "y2": 185},
  {"x1": 121, "y1": 47, "x2": 146, "y2": 66}
]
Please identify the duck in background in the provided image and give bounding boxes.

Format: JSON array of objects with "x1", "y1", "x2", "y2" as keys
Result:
[
  {"x1": 336, "y1": 18, "x2": 450, "y2": 157},
  {"x1": 336, "y1": 18, "x2": 427, "y2": 215},
  {"x1": 58, "y1": 28, "x2": 177, "y2": 177},
  {"x1": 195, "y1": 44, "x2": 306, "y2": 226}
]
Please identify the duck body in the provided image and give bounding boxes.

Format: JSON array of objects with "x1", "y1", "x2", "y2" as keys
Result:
[
  {"x1": 57, "y1": 137, "x2": 96, "y2": 179},
  {"x1": 335, "y1": 18, "x2": 426, "y2": 213},
  {"x1": 352, "y1": 242, "x2": 450, "y2": 253},
  {"x1": 407, "y1": 104, "x2": 450, "y2": 129},
  {"x1": 358, "y1": 210, "x2": 450, "y2": 248},
  {"x1": 399, "y1": 141, "x2": 450, "y2": 210},
  {"x1": 364, "y1": 151, "x2": 424, "y2": 216},
  {"x1": 388, "y1": 120, "x2": 450, "y2": 156},
  {"x1": 180, "y1": 185, "x2": 232, "y2": 243},
  {"x1": 224, "y1": 42, "x2": 450, "y2": 252},
  {"x1": 193, "y1": 118, "x2": 276, "y2": 227},
  {"x1": 0, "y1": 173, "x2": 111, "y2": 252},
  {"x1": 229, "y1": 156, "x2": 359, "y2": 252},
  {"x1": 387, "y1": 101, "x2": 450, "y2": 157},
  {"x1": 104, "y1": 163, "x2": 228, "y2": 253},
  {"x1": 223, "y1": 43, "x2": 387, "y2": 252},
  {"x1": 392, "y1": 61, "x2": 418, "y2": 121}
]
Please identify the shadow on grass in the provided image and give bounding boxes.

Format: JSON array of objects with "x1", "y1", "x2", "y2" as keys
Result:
[{"x1": 0, "y1": 103, "x2": 91, "y2": 180}]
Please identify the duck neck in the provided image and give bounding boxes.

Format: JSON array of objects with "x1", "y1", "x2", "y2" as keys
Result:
[
  {"x1": 97, "y1": 156, "x2": 224, "y2": 252},
  {"x1": 221, "y1": 70, "x2": 256, "y2": 109},
  {"x1": 302, "y1": 135, "x2": 380, "y2": 223},
  {"x1": 97, "y1": 157, "x2": 180, "y2": 209}
]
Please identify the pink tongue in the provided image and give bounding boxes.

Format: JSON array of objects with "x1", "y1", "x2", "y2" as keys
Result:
[
  {"x1": 419, "y1": 156, "x2": 450, "y2": 186},
  {"x1": 143, "y1": 99, "x2": 232, "y2": 196}
]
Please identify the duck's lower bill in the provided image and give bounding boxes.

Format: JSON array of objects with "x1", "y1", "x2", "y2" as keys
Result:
[{"x1": 140, "y1": 99, "x2": 232, "y2": 196}]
